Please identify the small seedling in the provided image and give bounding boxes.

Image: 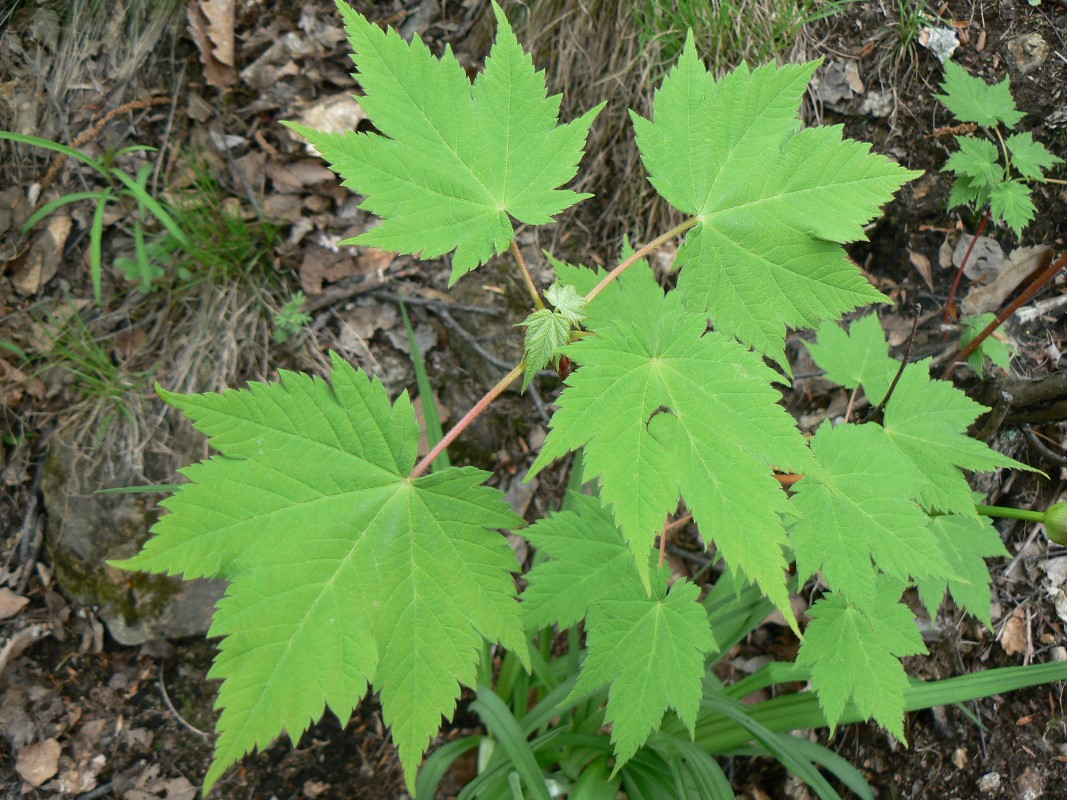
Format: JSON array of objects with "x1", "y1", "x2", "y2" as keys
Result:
[{"x1": 271, "y1": 291, "x2": 311, "y2": 343}]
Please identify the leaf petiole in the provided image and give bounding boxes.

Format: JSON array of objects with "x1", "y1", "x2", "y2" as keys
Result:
[
  {"x1": 410, "y1": 361, "x2": 525, "y2": 478},
  {"x1": 975, "y1": 504, "x2": 1045, "y2": 524},
  {"x1": 511, "y1": 240, "x2": 545, "y2": 310},
  {"x1": 584, "y1": 217, "x2": 698, "y2": 304}
]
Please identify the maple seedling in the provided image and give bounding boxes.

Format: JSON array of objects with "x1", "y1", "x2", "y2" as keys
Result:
[{"x1": 111, "y1": 2, "x2": 1067, "y2": 797}]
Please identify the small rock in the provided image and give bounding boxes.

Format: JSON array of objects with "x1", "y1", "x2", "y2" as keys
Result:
[
  {"x1": 1005, "y1": 34, "x2": 1048, "y2": 74},
  {"x1": 952, "y1": 747, "x2": 968, "y2": 769},
  {"x1": 859, "y1": 90, "x2": 893, "y2": 118},
  {"x1": 977, "y1": 771, "x2": 1001, "y2": 793},
  {"x1": 16, "y1": 738, "x2": 61, "y2": 787},
  {"x1": 919, "y1": 27, "x2": 959, "y2": 62},
  {"x1": 1051, "y1": 646, "x2": 1067, "y2": 662}
]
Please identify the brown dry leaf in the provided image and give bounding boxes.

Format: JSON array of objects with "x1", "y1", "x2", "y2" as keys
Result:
[
  {"x1": 265, "y1": 159, "x2": 336, "y2": 193},
  {"x1": 344, "y1": 303, "x2": 398, "y2": 340},
  {"x1": 0, "y1": 588, "x2": 29, "y2": 619},
  {"x1": 9, "y1": 214, "x2": 71, "y2": 296},
  {"x1": 358, "y1": 247, "x2": 395, "y2": 274},
  {"x1": 262, "y1": 193, "x2": 303, "y2": 223},
  {"x1": 293, "y1": 94, "x2": 366, "y2": 155},
  {"x1": 0, "y1": 359, "x2": 30, "y2": 407},
  {"x1": 299, "y1": 243, "x2": 366, "y2": 295},
  {"x1": 111, "y1": 328, "x2": 146, "y2": 360},
  {"x1": 16, "y1": 738, "x2": 62, "y2": 787},
  {"x1": 999, "y1": 606, "x2": 1029, "y2": 656},
  {"x1": 908, "y1": 249, "x2": 934, "y2": 291},
  {"x1": 961, "y1": 245, "x2": 1054, "y2": 316},
  {"x1": 187, "y1": 0, "x2": 237, "y2": 89}
]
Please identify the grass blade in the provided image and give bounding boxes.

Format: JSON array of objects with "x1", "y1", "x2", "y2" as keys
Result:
[
  {"x1": 112, "y1": 168, "x2": 191, "y2": 248},
  {"x1": 399, "y1": 298, "x2": 450, "y2": 471},
  {"x1": 416, "y1": 735, "x2": 483, "y2": 799},
  {"x1": 0, "y1": 131, "x2": 105, "y2": 172},
  {"x1": 22, "y1": 192, "x2": 105, "y2": 233},
  {"x1": 470, "y1": 686, "x2": 552, "y2": 800},
  {"x1": 89, "y1": 189, "x2": 114, "y2": 303}
]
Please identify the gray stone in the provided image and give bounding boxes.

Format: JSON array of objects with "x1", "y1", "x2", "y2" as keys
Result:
[
  {"x1": 41, "y1": 434, "x2": 225, "y2": 646},
  {"x1": 1005, "y1": 34, "x2": 1048, "y2": 75}
]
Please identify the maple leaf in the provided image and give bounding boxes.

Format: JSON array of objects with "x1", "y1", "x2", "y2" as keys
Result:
[
  {"x1": 880, "y1": 362, "x2": 1026, "y2": 515},
  {"x1": 798, "y1": 580, "x2": 927, "y2": 741},
  {"x1": 915, "y1": 514, "x2": 1009, "y2": 628},
  {"x1": 528, "y1": 262, "x2": 812, "y2": 617},
  {"x1": 1006, "y1": 131, "x2": 1063, "y2": 180},
  {"x1": 285, "y1": 2, "x2": 602, "y2": 284},
  {"x1": 790, "y1": 423, "x2": 952, "y2": 611},
  {"x1": 630, "y1": 41, "x2": 918, "y2": 363},
  {"x1": 806, "y1": 314, "x2": 898, "y2": 405},
  {"x1": 935, "y1": 60, "x2": 1024, "y2": 128},
  {"x1": 960, "y1": 314, "x2": 1013, "y2": 374},
  {"x1": 114, "y1": 355, "x2": 527, "y2": 793},
  {"x1": 521, "y1": 492, "x2": 648, "y2": 630},
  {"x1": 944, "y1": 135, "x2": 1002, "y2": 189},
  {"x1": 571, "y1": 574, "x2": 716, "y2": 770},
  {"x1": 990, "y1": 179, "x2": 1036, "y2": 236},
  {"x1": 808, "y1": 319, "x2": 1026, "y2": 515}
]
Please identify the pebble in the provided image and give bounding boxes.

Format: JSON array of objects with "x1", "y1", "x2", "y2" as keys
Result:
[
  {"x1": 977, "y1": 771, "x2": 1001, "y2": 793},
  {"x1": 1005, "y1": 33, "x2": 1048, "y2": 74}
]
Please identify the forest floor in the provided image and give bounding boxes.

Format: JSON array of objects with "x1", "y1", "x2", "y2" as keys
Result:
[{"x1": 2, "y1": 1, "x2": 1067, "y2": 798}]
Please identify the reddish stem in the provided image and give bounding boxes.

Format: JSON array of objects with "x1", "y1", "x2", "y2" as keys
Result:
[
  {"x1": 585, "y1": 218, "x2": 698, "y2": 304},
  {"x1": 410, "y1": 362, "x2": 524, "y2": 478},
  {"x1": 945, "y1": 209, "x2": 990, "y2": 324},
  {"x1": 951, "y1": 250, "x2": 1067, "y2": 374}
]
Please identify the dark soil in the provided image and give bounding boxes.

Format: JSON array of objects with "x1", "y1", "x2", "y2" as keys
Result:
[{"x1": 2, "y1": 1, "x2": 1067, "y2": 799}]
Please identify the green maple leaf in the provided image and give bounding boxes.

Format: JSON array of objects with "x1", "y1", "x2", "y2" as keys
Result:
[
  {"x1": 881, "y1": 362, "x2": 1025, "y2": 515},
  {"x1": 806, "y1": 314, "x2": 899, "y2": 405},
  {"x1": 935, "y1": 60, "x2": 1024, "y2": 128},
  {"x1": 990, "y1": 179, "x2": 1036, "y2": 236},
  {"x1": 528, "y1": 262, "x2": 812, "y2": 617},
  {"x1": 944, "y1": 135, "x2": 1002, "y2": 189},
  {"x1": 1006, "y1": 131, "x2": 1063, "y2": 179},
  {"x1": 521, "y1": 492, "x2": 648, "y2": 630},
  {"x1": 798, "y1": 580, "x2": 927, "y2": 740},
  {"x1": 790, "y1": 423, "x2": 952, "y2": 611},
  {"x1": 960, "y1": 314, "x2": 1013, "y2": 374},
  {"x1": 285, "y1": 2, "x2": 602, "y2": 284},
  {"x1": 631, "y1": 41, "x2": 918, "y2": 363},
  {"x1": 571, "y1": 575, "x2": 716, "y2": 769},
  {"x1": 947, "y1": 174, "x2": 989, "y2": 212},
  {"x1": 114, "y1": 355, "x2": 527, "y2": 793},
  {"x1": 916, "y1": 514, "x2": 1009, "y2": 628}
]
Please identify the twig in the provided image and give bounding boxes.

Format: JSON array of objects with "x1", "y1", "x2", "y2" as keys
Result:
[
  {"x1": 433, "y1": 307, "x2": 515, "y2": 372},
  {"x1": 950, "y1": 250, "x2": 1067, "y2": 376},
  {"x1": 370, "y1": 290, "x2": 503, "y2": 316},
  {"x1": 158, "y1": 667, "x2": 210, "y2": 738},
  {"x1": 301, "y1": 266, "x2": 419, "y2": 313},
  {"x1": 75, "y1": 782, "x2": 114, "y2": 800},
  {"x1": 1023, "y1": 426, "x2": 1067, "y2": 467},
  {"x1": 0, "y1": 623, "x2": 51, "y2": 681}
]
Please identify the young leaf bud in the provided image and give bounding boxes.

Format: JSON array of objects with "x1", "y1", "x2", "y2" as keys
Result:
[{"x1": 1044, "y1": 503, "x2": 1067, "y2": 545}]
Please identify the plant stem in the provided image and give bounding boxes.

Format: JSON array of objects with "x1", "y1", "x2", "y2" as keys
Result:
[
  {"x1": 511, "y1": 240, "x2": 544, "y2": 310},
  {"x1": 585, "y1": 218, "x2": 699, "y2": 304},
  {"x1": 951, "y1": 249, "x2": 1067, "y2": 372},
  {"x1": 976, "y1": 504, "x2": 1045, "y2": 523},
  {"x1": 944, "y1": 209, "x2": 990, "y2": 323},
  {"x1": 410, "y1": 362, "x2": 524, "y2": 478}
]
